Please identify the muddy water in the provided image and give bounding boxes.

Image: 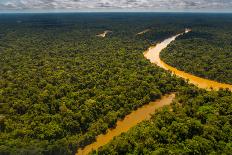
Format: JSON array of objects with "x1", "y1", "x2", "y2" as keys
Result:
[
  {"x1": 76, "y1": 29, "x2": 232, "y2": 155},
  {"x1": 76, "y1": 94, "x2": 175, "y2": 155},
  {"x1": 144, "y1": 30, "x2": 232, "y2": 91},
  {"x1": 96, "y1": 30, "x2": 111, "y2": 38},
  {"x1": 137, "y1": 29, "x2": 151, "y2": 35}
]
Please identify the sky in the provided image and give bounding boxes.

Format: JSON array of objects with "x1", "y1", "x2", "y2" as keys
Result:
[{"x1": 0, "y1": 0, "x2": 232, "y2": 13}]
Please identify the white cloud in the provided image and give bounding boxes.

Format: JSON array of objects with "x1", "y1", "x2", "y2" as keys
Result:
[{"x1": 0, "y1": 0, "x2": 232, "y2": 11}]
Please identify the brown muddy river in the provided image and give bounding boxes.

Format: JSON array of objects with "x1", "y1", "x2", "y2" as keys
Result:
[
  {"x1": 144, "y1": 29, "x2": 232, "y2": 91},
  {"x1": 76, "y1": 94, "x2": 175, "y2": 155},
  {"x1": 96, "y1": 30, "x2": 111, "y2": 37},
  {"x1": 76, "y1": 29, "x2": 232, "y2": 155}
]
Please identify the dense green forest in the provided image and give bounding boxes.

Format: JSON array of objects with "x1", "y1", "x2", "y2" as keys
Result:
[
  {"x1": 1, "y1": 13, "x2": 232, "y2": 155},
  {"x1": 160, "y1": 17, "x2": 232, "y2": 84},
  {"x1": 0, "y1": 14, "x2": 187, "y2": 155},
  {"x1": 93, "y1": 87, "x2": 232, "y2": 155}
]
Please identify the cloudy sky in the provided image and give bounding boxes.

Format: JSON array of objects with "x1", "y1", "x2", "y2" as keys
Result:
[{"x1": 0, "y1": 0, "x2": 232, "y2": 12}]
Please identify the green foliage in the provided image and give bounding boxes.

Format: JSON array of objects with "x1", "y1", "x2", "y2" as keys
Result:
[
  {"x1": 161, "y1": 18, "x2": 232, "y2": 84},
  {"x1": 94, "y1": 88, "x2": 232, "y2": 155},
  {"x1": 1, "y1": 13, "x2": 232, "y2": 155},
  {"x1": 0, "y1": 13, "x2": 185, "y2": 155}
]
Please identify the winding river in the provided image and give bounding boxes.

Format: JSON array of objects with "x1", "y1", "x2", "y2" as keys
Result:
[
  {"x1": 144, "y1": 29, "x2": 232, "y2": 91},
  {"x1": 76, "y1": 29, "x2": 232, "y2": 155},
  {"x1": 76, "y1": 94, "x2": 175, "y2": 155}
]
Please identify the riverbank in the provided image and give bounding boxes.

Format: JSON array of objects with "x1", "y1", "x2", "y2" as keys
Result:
[
  {"x1": 76, "y1": 94, "x2": 175, "y2": 155},
  {"x1": 76, "y1": 29, "x2": 232, "y2": 155},
  {"x1": 144, "y1": 29, "x2": 232, "y2": 91}
]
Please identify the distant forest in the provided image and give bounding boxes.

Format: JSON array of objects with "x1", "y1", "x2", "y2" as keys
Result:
[{"x1": 0, "y1": 13, "x2": 232, "y2": 155}]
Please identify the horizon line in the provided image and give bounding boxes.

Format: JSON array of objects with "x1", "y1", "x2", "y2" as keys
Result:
[{"x1": 1, "y1": 11, "x2": 232, "y2": 14}]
